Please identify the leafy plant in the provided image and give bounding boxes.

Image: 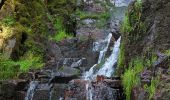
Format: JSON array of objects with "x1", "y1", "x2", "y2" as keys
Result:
[
  {"x1": 164, "y1": 50, "x2": 170, "y2": 56},
  {"x1": 0, "y1": 51, "x2": 44, "y2": 80},
  {"x1": 50, "y1": 17, "x2": 73, "y2": 42},
  {"x1": 2, "y1": 16, "x2": 16, "y2": 26},
  {"x1": 122, "y1": 68, "x2": 140, "y2": 100},
  {"x1": 122, "y1": 57, "x2": 144, "y2": 100},
  {"x1": 144, "y1": 77, "x2": 159, "y2": 100},
  {"x1": 121, "y1": 13, "x2": 132, "y2": 33},
  {"x1": 53, "y1": 30, "x2": 73, "y2": 42}
]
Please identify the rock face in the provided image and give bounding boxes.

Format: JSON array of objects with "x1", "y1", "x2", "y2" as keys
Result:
[
  {"x1": 120, "y1": 0, "x2": 170, "y2": 99},
  {"x1": 123, "y1": 0, "x2": 170, "y2": 64}
]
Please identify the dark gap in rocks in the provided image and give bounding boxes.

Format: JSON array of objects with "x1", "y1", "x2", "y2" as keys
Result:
[
  {"x1": 0, "y1": 0, "x2": 6, "y2": 9},
  {"x1": 49, "y1": 75, "x2": 78, "y2": 84},
  {"x1": 21, "y1": 32, "x2": 28, "y2": 44}
]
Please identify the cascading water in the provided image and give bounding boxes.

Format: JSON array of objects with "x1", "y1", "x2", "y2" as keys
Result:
[
  {"x1": 84, "y1": 32, "x2": 121, "y2": 100},
  {"x1": 96, "y1": 37, "x2": 121, "y2": 77},
  {"x1": 25, "y1": 81, "x2": 39, "y2": 100},
  {"x1": 84, "y1": 35, "x2": 121, "y2": 80}
]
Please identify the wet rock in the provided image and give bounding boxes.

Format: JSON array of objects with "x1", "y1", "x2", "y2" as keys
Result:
[
  {"x1": 57, "y1": 58, "x2": 87, "y2": 69},
  {"x1": 65, "y1": 78, "x2": 123, "y2": 100},
  {"x1": 140, "y1": 69, "x2": 152, "y2": 80},
  {"x1": 15, "y1": 91, "x2": 26, "y2": 100},
  {"x1": 51, "y1": 84, "x2": 68, "y2": 100},
  {"x1": 45, "y1": 41, "x2": 63, "y2": 62},
  {"x1": 65, "y1": 79, "x2": 88, "y2": 100},
  {"x1": 32, "y1": 84, "x2": 52, "y2": 100},
  {"x1": 58, "y1": 66, "x2": 80, "y2": 76},
  {"x1": 58, "y1": 38, "x2": 99, "y2": 70},
  {"x1": 35, "y1": 70, "x2": 51, "y2": 83},
  {"x1": 0, "y1": 81, "x2": 16, "y2": 100},
  {"x1": 132, "y1": 87, "x2": 148, "y2": 100},
  {"x1": 103, "y1": 79, "x2": 121, "y2": 88},
  {"x1": 49, "y1": 70, "x2": 80, "y2": 84},
  {"x1": 18, "y1": 72, "x2": 35, "y2": 80},
  {"x1": 15, "y1": 80, "x2": 28, "y2": 91}
]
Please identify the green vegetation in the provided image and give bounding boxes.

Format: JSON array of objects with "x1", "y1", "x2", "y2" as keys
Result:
[
  {"x1": 121, "y1": 0, "x2": 145, "y2": 42},
  {"x1": 117, "y1": 42, "x2": 125, "y2": 74},
  {"x1": 53, "y1": 30, "x2": 73, "y2": 42},
  {"x1": 121, "y1": 13, "x2": 132, "y2": 33},
  {"x1": 144, "y1": 77, "x2": 159, "y2": 100},
  {"x1": 122, "y1": 58, "x2": 144, "y2": 100},
  {"x1": 50, "y1": 17, "x2": 73, "y2": 42},
  {"x1": 1, "y1": 16, "x2": 16, "y2": 26},
  {"x1": 0, "y1": 52, "x2": 44, "y2": 80},
  {"x1": 76, "y1": 9, "x2": 110, "y2": 20},
  {"x1": 144, "y1": 54, "x2": 158, "y2": 68},
  {"x1": 164, "y1": 50, "x2": 170, "y2": 56},
  {"x1": 122, "y1": 68, "x2": 140, "y2": 100}
]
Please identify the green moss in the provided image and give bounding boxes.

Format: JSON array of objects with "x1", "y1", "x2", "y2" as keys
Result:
[
  {"x1": 1, "y1": 16, "x2": 16, "y2": 26},
  {"x1": 121, "y1": 14, "x2": 133, "y2": 33},
  {"x1": 164, "y1": 50, "x2": 170, "y2": 56},
  {"x1": 52, "y1": 30, "x2": 73, "y2": 42},
  {"x1": 121, "y1": 0, "x2": 145, "y2": 43}
]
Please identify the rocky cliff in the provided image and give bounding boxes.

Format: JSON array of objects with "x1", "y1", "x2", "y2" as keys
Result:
[{"x1": 119, "y1": 0, "x2": 170, "y2": 99}]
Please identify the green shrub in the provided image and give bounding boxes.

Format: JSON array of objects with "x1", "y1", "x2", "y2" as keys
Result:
[
  {"x1": 164, "y1": 50, "x2": 170, "y2": 56},
  {"x1": 122, "y1": 68, "x2": 140, "y2": 100},
  {"x1": 144, "y1": 54, "x2": 158, "y2": 68},
  {"x1": 122, "y1": 57, "x2": 144, "y2": 100},
  {"x1": 0, "y1": 51, "x2": 44, "y2": 80},
  {"x1": 50, "y1": 17, "x2": 73, "y2": 42},
  {"x1": 1, "y1": 16, "x2": 16, "y2": 26},
  {"x1": 117, "y1": 42, "x2": 125, "y2": 70},
  {"x1": 54, "y1": 17, "x2": 64, "y2": 31},
  {"x1": 144, "y1": 77, "x2": 159, "y2": 100},
  {"x1": 53, "y1": 30, "x2": 73, "y2": 42},
  {"x1": 121, "y1": 14, "x2": 132, "y2": 33}
]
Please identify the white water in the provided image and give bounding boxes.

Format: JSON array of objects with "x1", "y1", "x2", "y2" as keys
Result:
[
  {"x1": 110, "y1": 0, "x2": 132, "y2": 7},
  {"x1": 84, "y1": 36, "x2": 121, "y2": 80},
  {"x1": 96, "y1": 37, "x2": 121, "y2": 77},
  {"x1": 84, "y1": 33, "x2": 121, "y2": 100},
  {"x1": 93, "y1": 33, "x2": 112, "y2": 64},
  {"x1": 25, "y1": 81, "x2": 39, "y2": 100}
]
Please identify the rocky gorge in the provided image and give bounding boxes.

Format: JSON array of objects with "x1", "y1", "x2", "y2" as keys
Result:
[{"x1": 0, "y1": 0, "x2": 170, "y2": 100}]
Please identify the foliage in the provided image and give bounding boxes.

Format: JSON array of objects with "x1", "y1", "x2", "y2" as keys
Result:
[
  {"x1": 164, "y1": 50, "x2": 170, "y2": 56},
  {"x1": 1, "y1": 16, "x2": 16, "y2": 26},
  {"x1": 144, "y1": 54, "x2": 158, "y2": 68},
  {"x1": 121, "y1": 0, "x2": 145, "y2": 42},
  {"x1": 121, "y1": 14, "x2": 132, "y2": 33},
  {"x1": 117, "y1": 42, "x2": 125, "y2": 72},
  {"x1": 144, "y1": 77, "x2": 159, "y2": 100},
  {"x1": 0, "y1": 51, "x2": 44, "y2": 80},
  {"x1": 53, "y1": 30, "x2": 73, "y2": 42},
  {"x1": 122, "y1": 57, "x2": 144, "y2": 100},
  {"x1": 122, "y1": 68, "x2": 140, "y2": 100},
  {"x1": 76, "y1": 9, "x2": 110, "y2": 20},
  {"x1": 54, "y1": 17, "x2": 64, "y2": 31},
  {"x1": 50, "y1": 17, "x2": 73, "y2": 42}
]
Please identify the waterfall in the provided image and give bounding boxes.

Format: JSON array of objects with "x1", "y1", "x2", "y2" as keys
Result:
[
  {"x1": 25, "y1": 81, "x2": 39, "y2": 100},
  {"x1": 93, "y1": 33, "x2": 112, "y2": 64},
  {"x1": 84, "y1": 32, "x2": 121, "y2": 100},
  {"x1": 84, "y1": 35, "x2": 121, "y2": 80},
  {"x1": 96, "y1": 37, "x2": 121, "y2": 77}
]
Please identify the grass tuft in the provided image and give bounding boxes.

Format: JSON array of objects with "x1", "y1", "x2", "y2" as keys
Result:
[{"x1": 122, "y1": 57, "x2": 144, "y2": 100}]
